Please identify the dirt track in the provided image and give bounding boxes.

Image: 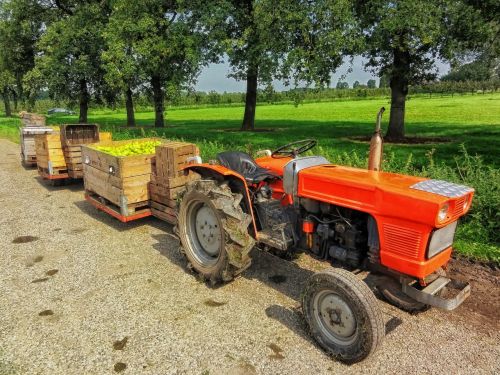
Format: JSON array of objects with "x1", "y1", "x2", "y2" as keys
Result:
[{"x1": 0, "y1": 139, "x2": 499, "y2": 375}]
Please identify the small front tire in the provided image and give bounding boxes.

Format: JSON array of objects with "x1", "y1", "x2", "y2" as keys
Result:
[{"x1": 302, "y1": 268, "x2": 385, "y2": 363}]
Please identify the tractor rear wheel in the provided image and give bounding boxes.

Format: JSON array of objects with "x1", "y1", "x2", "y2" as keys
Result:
[
  {"x1": 302, "y1": 268, "x2": 384, "y2": 363},
  {"x1": 177, "y1": 179, "x2": 255, "y2": 284}
]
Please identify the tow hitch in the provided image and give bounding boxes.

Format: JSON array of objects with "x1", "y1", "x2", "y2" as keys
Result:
[{"x1": 401, "y1": 276, "x2": 471, "y2": 311}]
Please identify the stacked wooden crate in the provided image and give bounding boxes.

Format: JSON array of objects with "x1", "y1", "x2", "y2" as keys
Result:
[
  {"x1": 19, "y1": 112, "x2": 51, "y2": 166},
  {"x1": 20, "y1": 112, "x2": 46, "y2": 127},
  {"x1": 82, "y1": 138, "x2": 164, "y2": 222},
  {"x1": 35, "y1": 131, "x2": 68, "y2": 179},
  {"x1": 61, "y1": 124, "x2": 100, "y2": 179},
  {"x1": 149, "y1": 141, "x2": 200, "y2": 224}
]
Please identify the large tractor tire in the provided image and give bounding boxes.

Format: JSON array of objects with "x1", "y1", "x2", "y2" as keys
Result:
[
  {"x1": 177, "y1": 179, "x2": 255, "y2": 284},
  {"x1": 302, "y1": 268, "x2": 385, "y2": 363}
]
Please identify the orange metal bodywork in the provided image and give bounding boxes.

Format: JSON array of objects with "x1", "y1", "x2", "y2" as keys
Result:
[{"x1": 187, "y1": 156, "x2": 474, "y2": 279}]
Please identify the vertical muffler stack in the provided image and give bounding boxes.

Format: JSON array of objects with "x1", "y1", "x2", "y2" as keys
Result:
[{"x1": 368, "y1": 107, "x2": 385, "y2": 171}]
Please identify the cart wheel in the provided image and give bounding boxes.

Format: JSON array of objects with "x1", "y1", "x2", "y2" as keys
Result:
[
  {"x1": 302, "y1": 268, "x2": 384, "y2": 363},
  {"x1": 177, "y1": 179, "x2": 255, "y2": 284}
]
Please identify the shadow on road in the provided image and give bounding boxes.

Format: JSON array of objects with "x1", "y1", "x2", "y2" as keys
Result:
[
  {"x1": 34, "y1": 175, "x2": 84, "y2": 193},
  {"x1": 150, "y1": 230, "x2": 406, "y2": 342},
  {"x1": 73, "y1": 200, "x2": 168, "y2": 233}
]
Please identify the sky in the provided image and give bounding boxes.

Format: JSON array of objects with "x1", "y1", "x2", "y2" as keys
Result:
[{"x1": 195, "y1": 56, "x2": 451, "y2": 93}]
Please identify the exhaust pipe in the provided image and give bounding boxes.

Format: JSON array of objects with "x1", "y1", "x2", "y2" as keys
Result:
[{"x1": 368, "y1": 107, "x2": 385, "y2": 171}]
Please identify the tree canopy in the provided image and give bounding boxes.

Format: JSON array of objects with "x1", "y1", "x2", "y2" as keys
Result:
[{"x1": 354, "y1": 0, "x2": 496, "y2": 139}]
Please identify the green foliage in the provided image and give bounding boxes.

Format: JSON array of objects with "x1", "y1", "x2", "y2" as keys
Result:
[
  {"x1": 442, "y1": 57, "x2": 497, "y2": 82},
  {"x1": 34, "y1": 1, "x2": 113, "y2": 112},
  {"x1": 0, "y1": 0, "x2": 47, "y2": 103},
  {"x1": 336, "y1": 82, "x2": 349, "y2": 89}
]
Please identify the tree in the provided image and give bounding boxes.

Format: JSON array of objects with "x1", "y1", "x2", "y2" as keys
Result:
[
  {"x1": 379, "y1": 74, "x2": 389, "y2": 88},
  {"x1": 105, "y1": 0, "x2": 216, "y2": 128},
  {"x1": 336, "y1": 81, "x2": 349, "y2": 89},
  {"x1": 34, "y1": 1, "x2": 112, "y2": 122},
  {"x1": 353, "y1": 80, "x2": 360, "y2": 88},
  {"x1": 354, "y1": 0, "x2": 495, "y2": 140},
  {"x1": 0, "y1": 68, "x2": 15, "y2": 116},
  {"x1": 220, "y1": 0, "x2": 360, "y2": 130},
  {"x1": 367, "y1": 79, "x2": 376, "y2": 88},
  {"x1": 0, "y1": 0, "x2": 48, "y2": 107}
]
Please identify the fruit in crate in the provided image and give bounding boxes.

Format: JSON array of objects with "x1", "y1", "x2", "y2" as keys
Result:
[{"x1": 94, "y1": 140, "x2": 162, "y2": 156}]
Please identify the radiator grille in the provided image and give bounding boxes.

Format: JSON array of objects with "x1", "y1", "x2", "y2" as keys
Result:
[
  {"x1": 383, "y1": 224, "x2": 422, "y2": 259},
  {"x1": 451, "y1": 196, "x2": 466, "y2": 220}
]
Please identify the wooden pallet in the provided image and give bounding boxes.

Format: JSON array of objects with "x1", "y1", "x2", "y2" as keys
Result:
[
  {"x1": 85, "y1": 190, "x2": 151, "y2": 223},
  {"x1": 37, "y1": 165, "x2": 69, "y2": 180}
]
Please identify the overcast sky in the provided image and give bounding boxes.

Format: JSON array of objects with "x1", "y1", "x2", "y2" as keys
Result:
[{"x1": 195, "y1": 56, "x2": 450, "y2": 93}]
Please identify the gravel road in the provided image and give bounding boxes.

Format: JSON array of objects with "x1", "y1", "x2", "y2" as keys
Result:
[{"x1": 0, "y1": 138, "x2": 499, "y2": 375}]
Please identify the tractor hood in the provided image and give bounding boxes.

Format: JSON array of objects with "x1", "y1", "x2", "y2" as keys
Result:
[{"x1": 297, "y1": 164, "x2": 474, "y2": 227}]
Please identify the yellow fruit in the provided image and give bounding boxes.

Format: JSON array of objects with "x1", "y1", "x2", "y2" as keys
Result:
[{"x1": 94, "y1": 140, "x2": 161, "y2": 156}]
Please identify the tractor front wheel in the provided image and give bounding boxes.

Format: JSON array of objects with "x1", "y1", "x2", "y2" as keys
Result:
[
  {"x1": 302, "y1": 268, "x2": 385, "y2": 363},
  {"x1": 177, "y1": 179, "x2": 255, "y2": 284}
]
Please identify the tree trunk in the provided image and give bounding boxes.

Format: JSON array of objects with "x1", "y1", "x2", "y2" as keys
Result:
[
  {"x1": 2, "y1": 88, "x2": 12, "y2": 117},
  {"x1": 79, "y1": 79, "x2": 89, "y2": 123},
  {"x1": 241, "y1": 66, "x2": 258, "y2": 131},
  {"x1": 386, "y1": 49, "x2": 410, "y2": 141},
  {"x1": 151, "y1": 75, "x2": 164, "y2": 128},
  {"x1": 11, "y1": 89, "x2": 18, "y2": 112},
  {"x1": 125, "y1": 87, "x2": 136, "y2": 127}
]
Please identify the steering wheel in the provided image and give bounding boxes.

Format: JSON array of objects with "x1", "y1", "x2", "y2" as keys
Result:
[{"x1": 271, "y1": 139, "x2": 317, "y2": 158}]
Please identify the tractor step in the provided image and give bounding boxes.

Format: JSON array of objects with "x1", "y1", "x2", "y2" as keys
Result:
[
  {"x1": 402, "y1": 276, "x2": 470, "y2": 311},
  {"x1": 258, "y1": 226, "x2": 293, "y2": 251}
]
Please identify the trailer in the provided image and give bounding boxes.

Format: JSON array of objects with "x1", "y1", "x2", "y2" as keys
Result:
[
  {"x1": 82, "y1": 138, "x2": 199, "y2": 223},
  {"x1": 20, "y1": 126, "x2": 55, "y2": 167}
]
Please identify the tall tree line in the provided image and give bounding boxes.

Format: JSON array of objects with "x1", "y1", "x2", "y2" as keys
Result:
[{"x1": 0, "y1": 0, "x2": 496, "y2": 137}]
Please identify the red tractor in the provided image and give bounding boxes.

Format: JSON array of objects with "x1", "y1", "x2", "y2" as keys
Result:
[{"x1": 176, "y1": 109, "x2": 473, "y2": 363}]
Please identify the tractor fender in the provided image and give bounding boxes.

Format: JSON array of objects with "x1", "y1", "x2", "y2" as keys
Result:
[{"x1": 183, "y1": 164, "x2": 258, "y2": 238}]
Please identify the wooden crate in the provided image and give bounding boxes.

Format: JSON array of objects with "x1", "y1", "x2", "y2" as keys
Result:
[
  {"x1": 60, "y1": 124, "x2": 100, "y2": 146},
  {"x1": 20, "y1": 126, "x2": 54, "y2": 166},
  {"x1": 150, "y1": 200, "x2": 177, "y2": 224},
  {"x1": 20, "y1": 112, "x2": 46, "y2": 127},
  {"x1": 149, "y1": 141, "x2": 200, "y2": 224},
  {"x1": 155, "y1": 141, "x2": 199, "y2": 178},
  {"x1": 82, "y1": 138, "x2": 164, "y2": 221},
  {"x1": 35, "y1": 132, "x2": 68, "y2": 179},
  {"x1": 61, "y1": 126, "x2": 109, "y2": 179}
]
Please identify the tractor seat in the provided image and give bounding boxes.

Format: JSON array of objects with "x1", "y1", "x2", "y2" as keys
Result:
[{"x1": 216, "y1": 151, "x2": 280, "y2": 184}]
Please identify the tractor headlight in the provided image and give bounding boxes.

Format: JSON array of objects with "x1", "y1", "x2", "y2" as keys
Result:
[
  {"x1": 463, "y1": 196, "x2": 471, "y2": 211},
  {"x1": 438, "y1": 203, "x2": 449, "y2": 222},
  {"x1": 427, "y1": 221, "x2": 457, "y2": 258}
]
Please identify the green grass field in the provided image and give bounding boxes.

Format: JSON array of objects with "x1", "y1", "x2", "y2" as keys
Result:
[{"x1": 1, "y1": 93, "x2": 499, "y2": 262}]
